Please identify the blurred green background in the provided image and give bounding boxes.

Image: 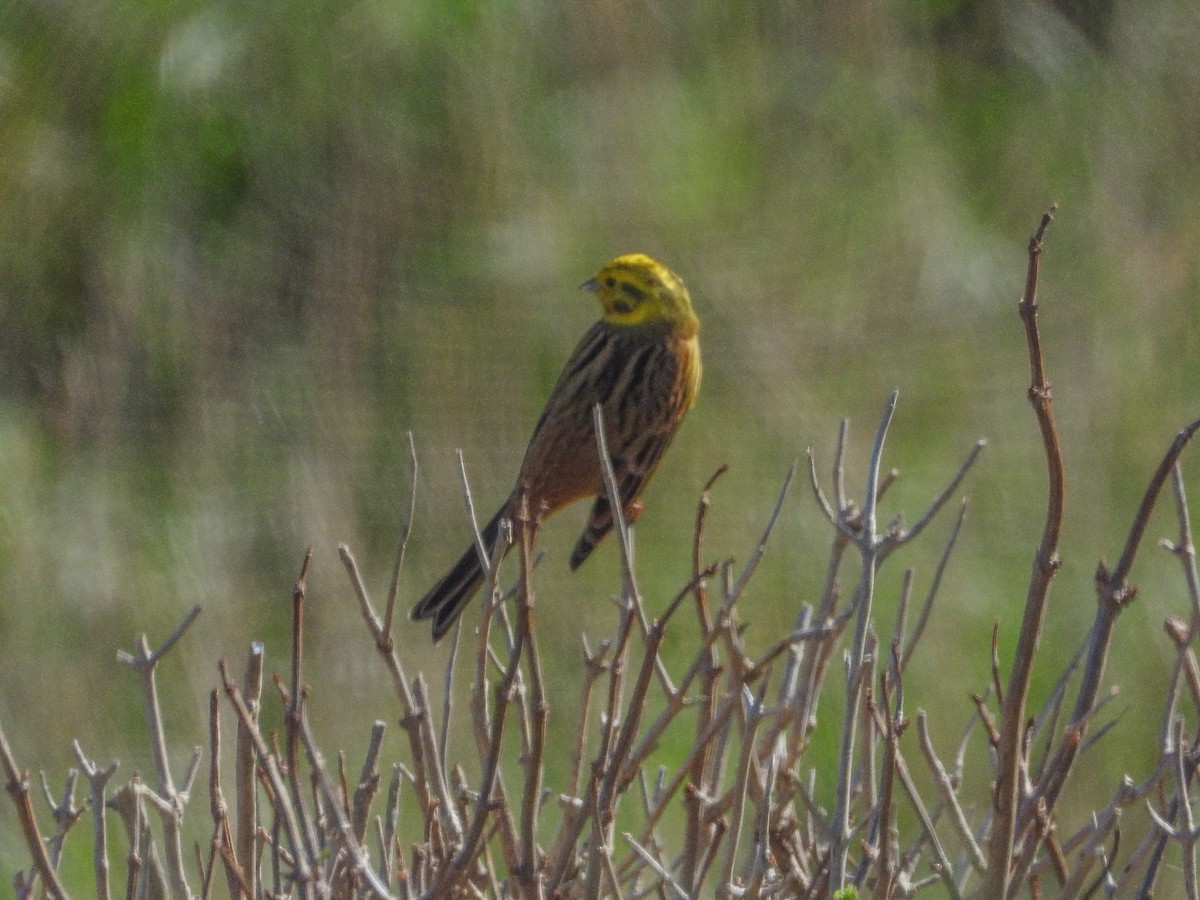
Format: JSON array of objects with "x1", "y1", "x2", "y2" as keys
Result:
[{"x1": 3, "y1": 0, "x2": 1200, "y2": 888}]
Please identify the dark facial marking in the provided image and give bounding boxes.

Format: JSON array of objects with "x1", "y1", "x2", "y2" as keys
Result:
[{"x1": 619, "y1": 281, "x2": 646, "y2": 303}]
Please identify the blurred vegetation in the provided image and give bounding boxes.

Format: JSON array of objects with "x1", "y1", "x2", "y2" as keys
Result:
[{"x1": 2, "y1": 0, "x2": 1200, "y2": 888}]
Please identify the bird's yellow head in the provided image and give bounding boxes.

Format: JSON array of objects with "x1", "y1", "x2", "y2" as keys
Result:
[{"x1": 583, "y1": 254, "x2": 698, "y2": 336}]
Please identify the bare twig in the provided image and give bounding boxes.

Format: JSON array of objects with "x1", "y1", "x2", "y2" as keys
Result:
[
  {"x1": 206, "y1": 690, "x2": 239, "y2": 900},
  {"x1": 622, "y1": 832, "x2": 690, "y2": 899},
  {"x1": 294, "y1": 709, "x2": 397, "y2": 899},
  {"x1": 1025, "y1": 414, "x2": 1200, "y2": 865},
  {"x1": 383, "y1": 432, "x2": 420, "y2": 645},
  {"x1": 916, "y1": 711, "x2": 986, "y2": 875},
  {"x1": 514, "y1": 491, "x2": 548, "y2": 894},
  {"x1": 339, "y1": 545, "x2": 463, "y2": 840},
  {"x1": 829, "y1": 390, "x2": 898, "y2": 889},
  {"x1": 592, "y1": 404, "x2": 677, "y2": 698},
  {"x1": 117, "y1": 605, "x2": 203, "y2": 900},
  {"x1": 884, "y1": 441, "x2": 985, "y2": 555},
  {"x1": 1, "y1": 721, "x2": 70, "y2": 900},
  {"x1": 282, "y1": 552, "x2": 322, "y2": 877},
  {"x1": 718, "y1": 681, "x2": 770, "y2": 894},
  {"x1": 984, "y1": 205, "x2": 1063, "y2": 900},
  {"x1": 353, "y1": 722, "x2": 387, "y2": 844},
  {"x1": 234, "y1": 643, "x2": 263, "y2": 900},
  {"x1": 426, "y1": 574, "x2": 528, "y2": 898},
  {"x1": 218, "y1": 659, "x2": 315, "y2": 898},
  {"x1": 41, "y1": 769, "x2": 85, "y2": 875},
  {"x1": 72, "y1": 741, "x2": 118, "y2": 900},
  {"x1": 685, "y1": 464, "x2": 727, "y2": 891},
  {"x1": 900, "y1": 499, "x2": 968, "y2": 672}
]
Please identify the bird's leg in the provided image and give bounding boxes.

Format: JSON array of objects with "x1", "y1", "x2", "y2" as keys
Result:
[{"x1": 627, "y1": 499, "x2": 645, "y2": 522}]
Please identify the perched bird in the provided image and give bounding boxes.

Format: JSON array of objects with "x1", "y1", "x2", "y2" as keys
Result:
[{"x1": 411, "y1": 253, "x2": 702, "y2": 641}]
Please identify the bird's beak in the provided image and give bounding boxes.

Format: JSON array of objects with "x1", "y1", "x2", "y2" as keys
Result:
[{"x1": 580, "y1": 277, "x2": 600, "y2": 293}]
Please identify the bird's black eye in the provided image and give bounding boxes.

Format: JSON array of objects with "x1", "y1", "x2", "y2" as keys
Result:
[{"x1": 604, "y1": 276, "x2": 616, "y2": 288}]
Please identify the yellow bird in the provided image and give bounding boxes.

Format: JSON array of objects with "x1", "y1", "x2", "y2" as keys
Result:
[{"x1": 411, "y1": 254, "x2": 701, "y2": 641}]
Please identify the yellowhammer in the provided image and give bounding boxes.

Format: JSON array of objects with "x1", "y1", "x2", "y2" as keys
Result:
[{"x1": 411, "y1": 253, "x2": 702, "y2": 641}]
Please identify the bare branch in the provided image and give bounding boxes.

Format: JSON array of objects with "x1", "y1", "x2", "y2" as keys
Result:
[
  {"x1": 984, "y1": 204, "x2": 1064, "y2": 900},
  {"x1": 1, "y1": 722, "x2": 70, "y2": 900},
  {"x1": 383, "y1": 432, "x2": 420, "y2": 643}
]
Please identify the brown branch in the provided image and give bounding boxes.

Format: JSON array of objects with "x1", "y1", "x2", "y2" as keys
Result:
[
  {"x1": 686, "y1": 464, "x2": 727, "y2": 891},
  {"x1": 293, "y1": 709, "x2": 396, "y2": 899},
  {"x1": 207, "y1": 689, "x2": 241, "y2": 900},
  {"x1": 234, "y1": 643, "x2": 263, "y2": 899},
  {"x1": 426, "y1": 571, "x2": 529, "y2": 898},
  {"x1": 830, "y1": 390, "x2": 898, "y2": 890},
  {"x1": 116, "y1": 605, "x2": 204, "y2": 900},
  {"x1": 984, "y1": 204, "x2": 1063, "y2": 900},
  {"x1": 72, "y1": 741, "x2": 118, "y2": 900},
  {"x1": 900, "y1": 499, "x2": 968, "y2": 673},
  {"x1": 718, "y1": 678, "x2": 771, "y2": 893},
  {"x1": 1020, "y1": 414, "x2": 1200, "y2": 879},
  {"x1": 1105, "y1": 418, "x2": 1200, "y2": 591},
  {"x1": 218, "y1": 658, "x2": 315, "y2": 896},
  {"x1": 592, "y1": 404, "x2": 677, "y2": 697},
  {"x1": 382, "y1": 432, "x2": 419, "y2": 647},
  {"x1": 282, "y1": 551, "x2": 321, "y2": 875},
  {"x1": 515, "y1": 494, "x2": 548, "y2": 895},
  {"x1": 0, "y1": 721, "x2": 70, "y2": 899},
  {"x1": 339, "y1": 544, "x2": 462, "y2": 841}
]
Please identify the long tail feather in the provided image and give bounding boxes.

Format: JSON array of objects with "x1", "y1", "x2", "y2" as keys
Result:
[
  {"x1": 411, "y1": 507, "x2": 507, "y2": 641},
  {"x1": 569, "y1": 495, "x2": 612, "y2": 571}
]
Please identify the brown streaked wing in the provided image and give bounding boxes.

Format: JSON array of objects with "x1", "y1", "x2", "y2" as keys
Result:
[
  {"x1": 569, "y1": 338, "x2": 690, "y2": 569},
  {"x1": 518, "y1": 321, "x2": 625, "y2": 513}
]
